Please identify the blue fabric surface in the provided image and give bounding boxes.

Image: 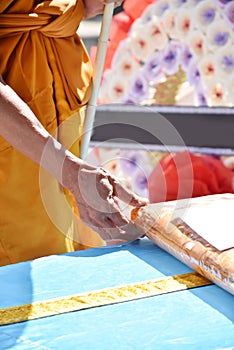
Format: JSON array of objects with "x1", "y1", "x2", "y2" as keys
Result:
[{"x1": 0, "y1": 238, "x2": 233, "y2": 350}]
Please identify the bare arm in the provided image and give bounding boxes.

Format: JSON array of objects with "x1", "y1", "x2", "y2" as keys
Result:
[{"x1": 0, "y1": 80, "x2": 147, "y2": 242}]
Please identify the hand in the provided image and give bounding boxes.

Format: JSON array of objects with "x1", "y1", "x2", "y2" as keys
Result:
[
  {"x1": 83, "y1": 0, "x2": 123, "y2": 19},
  {"x1": 0, "y1": 80, "x2": 146, "y2": 245},
  {"x1": 63, "y1": 159, "x2": 148, "y2": 244}
]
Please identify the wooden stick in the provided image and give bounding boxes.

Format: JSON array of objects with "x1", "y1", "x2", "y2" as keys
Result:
[{"x1": 80, "y1": 3, "x2": 115, "y2": 159}]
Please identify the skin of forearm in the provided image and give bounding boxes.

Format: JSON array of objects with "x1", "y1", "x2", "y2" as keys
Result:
[{"x1": 0, "y1": 81, "x2": 85, "y2": 189}]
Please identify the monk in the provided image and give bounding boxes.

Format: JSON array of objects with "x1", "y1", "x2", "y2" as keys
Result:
[{"x1": 0, "y1": 0, "x2": 147, "y2": 266}]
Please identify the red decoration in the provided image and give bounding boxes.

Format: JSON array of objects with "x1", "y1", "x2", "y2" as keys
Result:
[
  {"x1": 148, "y1": 151, "x2": 234, "y2": 203},
  {"x1": 123, "y1": 0, "x2": 155, "y2": 20}
]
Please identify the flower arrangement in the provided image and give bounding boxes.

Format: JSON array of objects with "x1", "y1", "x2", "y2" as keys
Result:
[{"x1": 99, "y1": 0, "x2": 234, "y2": 107}]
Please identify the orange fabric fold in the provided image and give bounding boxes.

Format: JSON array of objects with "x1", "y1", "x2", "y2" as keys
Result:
[
  {"x1": 0, "y1": 0, "x2": 93, "y2": 114},
  {"x1": 0, "y1": 0, "x2": 104, "y2": 266}
]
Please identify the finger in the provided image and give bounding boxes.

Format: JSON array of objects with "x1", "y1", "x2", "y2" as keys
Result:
[
  {"x1": 112, "y1": 180, "x2": 148, "y2": 207},
  {"x1": 97, "y1": 225, "x2": 136, "y2": 242},
  {"x1": 120, "y1": 221, "x2": 145, "y2": 239},
  {"x1": 107, "y1": 200, "x2": 130, "y2": 226},
  {"x1": 92, "y1": 214, "x2": 142, "y2": 242},
  {"x1": 105, "y1": 239, "x2": 129, "y2": 246},
  {"x1": 101, "y1": 213, "x2": 144, "y2": 241}
]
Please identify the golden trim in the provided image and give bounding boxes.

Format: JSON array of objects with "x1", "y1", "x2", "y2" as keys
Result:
[{"x1": 0, "y1": 272, "x2": 211, "y2": 325}]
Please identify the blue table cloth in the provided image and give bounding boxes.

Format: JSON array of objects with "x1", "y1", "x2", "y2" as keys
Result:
[{"x1": 0, "y1": 238, "x2": 233, "y2": 350}]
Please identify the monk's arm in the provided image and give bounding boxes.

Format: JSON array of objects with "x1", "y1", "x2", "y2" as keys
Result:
[
  {"x1": 0, "y1": 81, "x2": 147, "y2": 241},
  {"x1": 0, "y1": 80, "x2": 76, "y2": 185}
]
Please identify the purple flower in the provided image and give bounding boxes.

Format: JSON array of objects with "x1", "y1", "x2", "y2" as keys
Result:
[
  {"x1": 118, "y1": 151, "x2": 149, "y2": 177},
  {"x1": 143, "y1": 51, "x2": 164, "y2": 82},
  {"x1": 223, "y1": 55, "x2": 234, "y2": 68},
  {"x1": 181, "y1": 45, "x2": 193, "y2": 72},
  {"x1": 213, "y1": 32, "x2": 229, "y2": 46},
  {"x1": 161, "y1": 41, "x2": 182, "y2": 75},
  {"x1": 195, "y1": 2, "x2": 217, "y2": 28},
  {"x1": 159, "y1": 4, "x2": 169, "y2": 15},
  {"x1": 221, "y1": 54, "x2": 234, "y2": 73},
  {"x1": 152, "y1": 0, "x2": 170, "y2": 17},
  {"x1": 201, "y1": 8, "x2": 215, "y2": 24},
  {"x1": 128, "y1": 71, "x2": 149, "y2": 102},
  {"x1": 194, "y1": 84, "x2": 208, "y2": 106},
  {"x1": 132, "y1": 171, "x2": 149, "y2": 197},
  {"x1": 187, "y1": 60, "x2": 201, "y2": 86},
  {"x1": 207, "y1": 21, "x2": 231, "y2": 49},
  {"x1": 216, "y1": 0, "x2": 233, "y2": 4},
  {"x1": 119, "y1": 154, "x2": 138, "y2": 175},
  {"x1": 122, "y1": 97, "x2": 139, "y2": 105},
  {"x1": 173, "y1": 0, "x2": 188, "y2": 6},
  {"x1": 224, "y1": 2, "x2": 234, "y2": 28}
]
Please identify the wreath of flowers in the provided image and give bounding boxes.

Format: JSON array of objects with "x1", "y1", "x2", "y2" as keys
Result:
[{"x1": 99, "y1": 0, "x2": 234, "y2": 107}]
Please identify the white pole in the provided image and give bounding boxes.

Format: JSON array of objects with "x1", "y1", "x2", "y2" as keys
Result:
[{"x1": 80, "y1": 3, "x2": 115, "y2": 160}]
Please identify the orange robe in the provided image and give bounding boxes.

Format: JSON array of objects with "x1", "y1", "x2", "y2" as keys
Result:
[{"x1": 0, "y1": 0, "x2": 104, "y2": 266}]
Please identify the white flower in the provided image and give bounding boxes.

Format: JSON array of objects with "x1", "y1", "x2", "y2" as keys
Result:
[
  {"x1": 151, "y1": 0, "x2": 170, "y2": 17},
  {"x1": 111, "y1": 39, "x2": 132, "y2": 67},
  {"x1": 227, "y1": 73, "x2": 234, "y2": 94},
  {"x1": 98, "y1": 83, "x2": 110, "y2": 104},
  {"x1": 162, "y1": 7, "x2": 179, "y2": 39},
  {"x1": 207, "y1": 19, "x2": 232, "y2": 50},
  {"x1": 144, "y1": 17, "x2": 169, "y2": 51},
  {"x1": 104, "y1": 71, "x2": 130, "y2": 103},
  {"x1": 205, "y1": 79, "x2": 229, "y2": 106},
  {"x1": 129, "y1": 27, "x2": 154, "y2": 62},
  {"x1": 186, "y1": 0, "x2": 205, "y2": 7},
  {"x1": 130, "y1": 18, "x2": 144, "y2": 34},
  {"x1": 226, "y1": 74, "x2": 234, "y2": 106},
  {"x1": 141, "y1": 1, "x2": 170, "y2": 23},
  {"x1": 186, "y1": 29, "x2": 206, "y2": 58},
  {"x1": 198, "y1": 55, "x2": 217, "y2": 81},
  {"x1": 141, "y1": 4, "x2": 158, "y2": 23},
  {"x1": 175, "y1": 9, "x2": 194, "y2": 40},
  {"x1": 99, "y1": 70, "x2": 113, "y2": 103},
  {"x1": 170, "y1": 0, "x2": 189, "y2": 8},
  {"x1": 193, "y1": 0, "x2": 219, "y2": 31},
  {"x1": 112, "y1": 55, "x2": 141, "y2": 78}
]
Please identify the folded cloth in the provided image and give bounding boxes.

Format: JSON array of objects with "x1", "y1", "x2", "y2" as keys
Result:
[{"x1": 148, "y1": 151, "x2": 234, "y2": 203}]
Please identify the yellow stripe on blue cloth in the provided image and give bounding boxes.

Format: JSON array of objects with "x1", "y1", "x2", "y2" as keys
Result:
[{"x1": 0, "y1": 272, "x2": 211, "y2": 325}]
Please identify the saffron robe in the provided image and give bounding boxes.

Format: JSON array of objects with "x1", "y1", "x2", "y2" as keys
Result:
[{"x1": 0, "y1": 0, "x2": 104, "y2": 266}]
